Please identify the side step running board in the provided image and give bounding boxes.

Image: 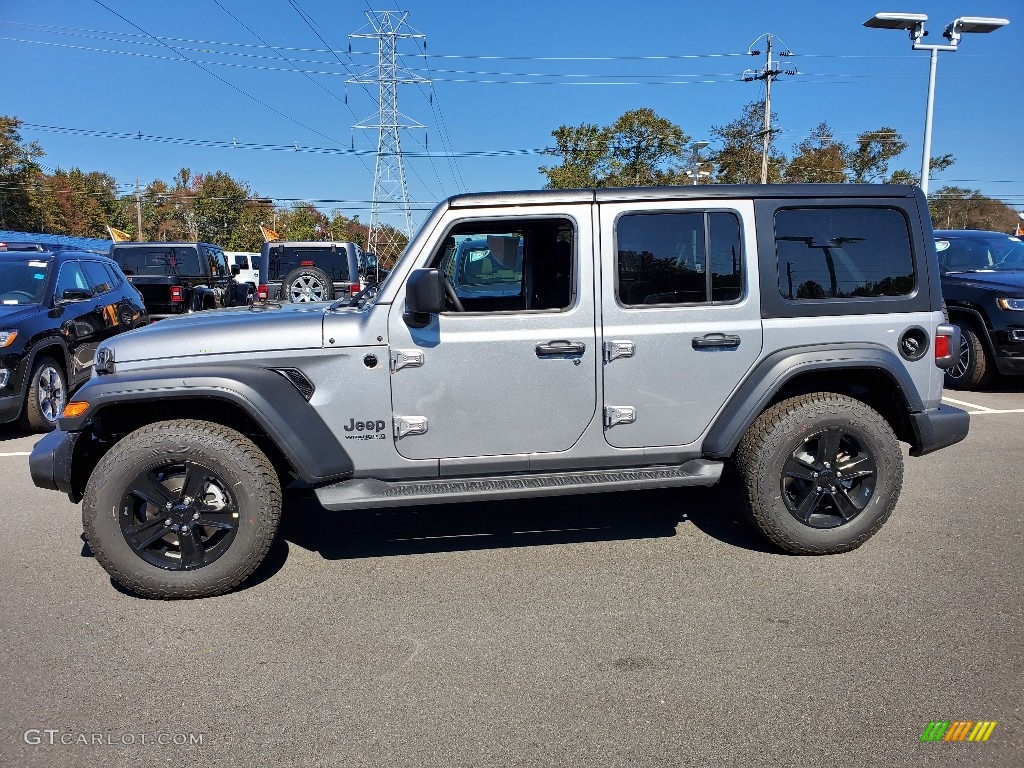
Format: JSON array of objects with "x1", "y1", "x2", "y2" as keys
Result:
[{"x1": 314, "y1": 459, "x2": 724, "y2": 511}]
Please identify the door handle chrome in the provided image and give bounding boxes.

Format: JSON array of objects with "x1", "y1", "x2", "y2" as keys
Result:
[
  {"x1": 692, "y1": 333, "x2": 741, "y2": 350},
  {"x1": 536, "y1": 340, "x2": 586, "y2": 356}
]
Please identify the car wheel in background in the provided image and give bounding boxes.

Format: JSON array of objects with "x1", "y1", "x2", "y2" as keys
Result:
[
  {"x1": 19, "y1": 357, "x2": 66, "y2": 433},
  {"x1": 945, "y1": 324, "x2": 994, "y2": 390}
]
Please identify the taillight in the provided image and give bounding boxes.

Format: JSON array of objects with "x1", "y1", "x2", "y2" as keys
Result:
[
  {"x1": 169, "y1": 285, "x2": 183, "y2": 303},
  {"x1": 300, "y1": 260, "x2": 315, "y2": 267},
  {"x1": 934, "y1": 323, "x2": 958, "y2": 370},
  {"x1": 350, "y1": 283, "x2": 360, "y2": 296},
  {"x1": 257, "y1": 284, "x2": 269, "y2": 301}
]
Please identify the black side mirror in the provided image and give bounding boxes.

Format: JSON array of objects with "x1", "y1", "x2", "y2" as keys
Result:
[
  {"x1": 231, "y1": 264, "x2": 241, "y2": 276},
  {"x1": 60, "y1": 288, "x2": 93, "y2": 302},
  {"x1": 403, "y1": 268, "x2": 444, "y2": 328}
]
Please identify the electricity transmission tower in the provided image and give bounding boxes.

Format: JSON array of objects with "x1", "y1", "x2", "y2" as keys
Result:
[
  {"x1": 743, "y1": 34, "x2": 797, "y2": 183},
  {"x1": 348, "y1": 11, "x2": 428, "y2": 264}
]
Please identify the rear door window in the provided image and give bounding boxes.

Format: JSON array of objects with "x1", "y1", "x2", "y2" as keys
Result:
[{"x1": 114, "y1": 247, "x2": 202, "y2": 276}]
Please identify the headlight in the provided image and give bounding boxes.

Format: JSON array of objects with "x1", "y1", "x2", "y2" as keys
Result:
[
  {"x1": 996, "y1": 298, "x2": 1024, "y2": 311},
  {"x1": 0, "y1": 330, "x2": 18, "y2": 348}
]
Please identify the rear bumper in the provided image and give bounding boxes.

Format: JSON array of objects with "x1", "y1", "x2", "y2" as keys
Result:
[
  {"x1": 29, "y1": 428, "x2": 79, "y2": 497},
  {"x1": 909, "y1": 404, "x2": 970, "y2": 457}
]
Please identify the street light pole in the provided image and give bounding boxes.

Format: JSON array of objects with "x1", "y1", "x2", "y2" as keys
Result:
[
  {"x1": 864, "y1": 13, "x2": 1009, "y2": 197},
  {"x1": 689, "y1": 141, "x2": 710, "y2": 185}
]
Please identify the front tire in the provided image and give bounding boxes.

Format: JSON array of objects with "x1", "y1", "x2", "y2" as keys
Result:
[
  {"x1": 735, "y1": 393, "x2": 903, "y2": 555},
  {"x1": 82, "y1": 420, "x2": 282, "y2": 598},
  {"x1": 19, "y1": 356, "x2": 66, "y2": 432}
]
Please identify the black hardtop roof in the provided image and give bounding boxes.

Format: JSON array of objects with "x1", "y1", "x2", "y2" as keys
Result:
[
  {"x1": 262, "y1": 241, "x2": 360, "y2": 248},
  {"x1": 447, "y1": 183, "x2": 923, "y2": 208},
  {"x1": 110, "y1": 241, "x2": 223, "y2": 248}
]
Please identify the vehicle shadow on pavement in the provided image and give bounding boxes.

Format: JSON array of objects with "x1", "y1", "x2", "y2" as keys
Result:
[{"x1": 278, "y1": 470, "x2": 779, "y2": 561}]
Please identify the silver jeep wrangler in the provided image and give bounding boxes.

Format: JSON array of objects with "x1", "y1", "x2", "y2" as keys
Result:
[{"x1": 31, "y1": 184, "x2": 969, "y2": 598}]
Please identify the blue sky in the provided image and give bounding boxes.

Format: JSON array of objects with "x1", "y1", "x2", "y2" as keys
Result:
[{"x1": 2, "y1": 0, "x2": 1021, "y2": 233}]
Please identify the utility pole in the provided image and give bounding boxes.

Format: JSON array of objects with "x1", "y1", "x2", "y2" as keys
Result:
[
  {"x1": 134, "y1": 178, "x2": 143, "y2": 241},
  {"x1": 743, "y1": 34, "x2": 797, "y2": 183},
  {"x1": 349, "y1": 11, "x2": 428, "y2": 264}
]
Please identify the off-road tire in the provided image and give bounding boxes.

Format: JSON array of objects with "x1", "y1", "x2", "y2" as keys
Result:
[
  {"x1": 735, "y1": 393, "x2": 903, "y2": 555},
  {"x1": 283, "y1": 266, "x2": 334, "y2": 303},
  {"x1": 82, "y1": 419, "x2": 282, "y2": 599},
  {"x1": 19, "y1": 356, "x2": 66, "y2": 433},
  {"x1": 945, "y1": 323, "x2": 993, "y2": 390}
]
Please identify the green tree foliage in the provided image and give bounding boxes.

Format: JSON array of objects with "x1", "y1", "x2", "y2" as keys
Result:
[
  {"x1": 844, "y1": 127, "x2": 908, "y2": 183},
  {"x1": 887, "y1": 153, "x2": 956, "y2": 186},
  {"x1": 0, "y1": 116, "x2": 44, "y2": 230},
  {"x1": 929, "y1": 186, "x2": 1019, "y2": 231},
  {"x1": 784, "y1": 122, "x2": 847, "y2": 183},
  {"x1": 539, "y1": 109, "x2": 691, "y2": 188},
  {"x1": 710, "y1": 101, "x2": 786, "y2": 184}
]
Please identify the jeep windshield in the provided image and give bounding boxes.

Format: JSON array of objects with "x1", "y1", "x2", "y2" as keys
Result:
[
  {"x1": 936, "y1": 233, "x2": 1024, "y2": 272},
  {"x1": 115, "y1": 246, "x2": 203, "y2": 276},
  {"x1": 0, "y1": 259, "x2": 51, "y2": 304}
]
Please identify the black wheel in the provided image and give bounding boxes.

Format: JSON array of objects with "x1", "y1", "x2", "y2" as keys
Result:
[
  {"x1": 82, "y1": 420, "x2": 282, "y2": 599},
  {"x1": 945, "y1": 324, "x2": 993, "y2": 390},
  {"x1": 283, "y1": 267, "x2": 334, "y2": 303},
  {"x1": 735, "y1": 393, "x2": 903, "y2": 555},
  {"x1": 19, "y1": 356, "x2": 66, "y2": 432}
]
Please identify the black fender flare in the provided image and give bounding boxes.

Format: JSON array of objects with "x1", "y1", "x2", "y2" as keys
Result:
[
  {"x1": 703, "y1": 343, "x2": 924, "y2": 458},
  {"x1": 59, "y1": 364, "x2": 353, "y2": 483},
  {"x1": 944, "y1": 305, "x2": 998, "y2": 359}
]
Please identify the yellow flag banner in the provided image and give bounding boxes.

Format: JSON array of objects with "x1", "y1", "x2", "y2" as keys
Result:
[
  {"x1": 107, "y1": 226, "x2": 133, "y2": 242},
  {"x1": 1016, "y1": 223, "x2": 1023, "y2": 237},
  {"x1": 260, "y1": 225, "x2": 280, "y2": 242}
]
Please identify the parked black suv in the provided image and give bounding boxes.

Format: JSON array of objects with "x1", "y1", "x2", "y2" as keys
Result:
[
  {"x1": 935, "y1": 229, "x2": 1024, "y2": 388},
  {"x1": 0, "y1": 250, "x2": 147, "y2": 431}
]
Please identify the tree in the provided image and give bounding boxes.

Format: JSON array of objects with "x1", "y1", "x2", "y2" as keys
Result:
[
  {"x1": 710, "y1": 101, "x2": 785, "y2": 184},
  {"x1": 785, "y1": 122, "x2": 847, "y2": 183},
  {"x1": 31, "y1": 169, "x2": 123, "y2": 238},
  {"x1": 887, "y1": 153, "x2": 956, "y2": 186},
  {"x1": 844, "y1": 127, "x2": 907, "y2": 183},
  {"x1": 929, "y1": 186, "x2": 1019, "y2": 231},
  {"x1": 0, "y1": 115, "x2": 44, "y2": 230},
  {"x1": 539, "y1": 109, "x2": 691, "y2": 188}
]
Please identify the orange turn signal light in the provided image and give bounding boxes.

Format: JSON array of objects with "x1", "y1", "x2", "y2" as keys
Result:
[{"x1": 62, "y1": 401, "x2": 90, "y2": 418}]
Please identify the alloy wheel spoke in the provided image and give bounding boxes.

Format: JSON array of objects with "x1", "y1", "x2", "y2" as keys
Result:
[
  {"x1": 181, "y1": 463, "x2": 208, "y2": 502},
  {"x1": 193, "y1": 511, "x2": 236, "y2": 530},
  {"x1": 830, "y1": 487, "x2": 862, "y2": 519},
  {"x1": 794, "y1": 488, "x2": 825, "y2": 522},
  {"x1": 838, "y1": 453, "x2": 876, "y2": 481},
  {"x1": 783, "y1": 455, "x2": 817, "y2": 481},
  {"x1": 124, "y1": 516, "x2": 169, "y2": 549},
  {"x1": 129, "y1": 474, "x2": 176, "y2": 510},
  {"x1": 177, "y1": 528, "x2": 206, "y2": 569},
  {"x1": 817, "y1": 430, "x2": 843, "y2": 466}
]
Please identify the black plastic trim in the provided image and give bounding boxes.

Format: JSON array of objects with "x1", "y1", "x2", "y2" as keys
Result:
[
  {"x1": 703, "y1": 343, "x2": 924, "y2": 457},
  {"x1": 29, "y1": 428, "x2": 79, "y2": 494},
  {"x1": 58, "y1": 365, "x2": 353, "y2": 483},
  {"x1": 908, "y1": 404, "x2": 970, "y2": 457}
]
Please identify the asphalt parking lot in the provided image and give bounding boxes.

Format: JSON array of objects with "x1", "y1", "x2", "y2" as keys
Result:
[{"x1": 0, "y1": 386, "x2": 1022, "y2": 768}]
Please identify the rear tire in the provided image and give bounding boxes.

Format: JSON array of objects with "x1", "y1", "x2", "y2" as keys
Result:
[
  {"x1": 82, "y1": 420, "x2": 282, "y2": 599},
  {"x1": 19, "y1": 356, "x2": 66, "y2": 433},
  {"x1": 945, "y1": 324, "x2": 993, "y2": 390},
  {"x1": 735, "y1": 393, "x2": 903, "y2": 555},
  {"x1": 283, "y1": 267, "x2": 334, "y2": 303}
]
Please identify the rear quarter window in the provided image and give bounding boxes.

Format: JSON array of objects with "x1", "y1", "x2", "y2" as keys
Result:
[{"x1": 775, "y1": 207, "x2": 915, "y2": 300}]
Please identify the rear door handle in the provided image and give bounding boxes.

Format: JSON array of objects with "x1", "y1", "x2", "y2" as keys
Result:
[
  {"x1": 536, "y1": 340, "x2": 586, "y2": 356},
  {"x1": 692, "y1": 333, "x2": 741, "y2": 350}
]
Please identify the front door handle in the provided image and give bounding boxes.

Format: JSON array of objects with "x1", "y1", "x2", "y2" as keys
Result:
[
  {"x1": 692, "y1": 333, "x2": 741, "y2": 350},
  {"x1": 536, "y1": 340, "x2": 586, "y2": 356}
]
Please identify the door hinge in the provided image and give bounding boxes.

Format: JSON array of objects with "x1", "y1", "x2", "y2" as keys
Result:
[
  {"x1": 603, "y1": 340, "x2": 635, "y2": 363},
  {"x1": 391, "y1": 348, "x2": 424, "y2": 373},
  {"x1": 394, "y1": 415, "x2": 428, "y2": 439},
  {"x1": 604, "y1": 405, "x2": 636, "y2": 428}
]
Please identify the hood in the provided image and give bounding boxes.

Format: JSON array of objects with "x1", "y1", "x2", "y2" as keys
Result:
[
  {"x1": 0, "y1": 303, "x2": 44, "y2": 326},
  {"x1": 103, "y1": 302, "x2": 331, "y2": 364},
  {"x1": 942, "y1": 270, "x2": 1024, "y2": 294}
]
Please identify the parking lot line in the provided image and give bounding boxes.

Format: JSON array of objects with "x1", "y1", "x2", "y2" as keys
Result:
[
  {"x1": 942, "y1": 396, "x2": 1024, "y2": 415},
  {"x1": 0, "y1": 451, "x2": 30, "y2": 457}
]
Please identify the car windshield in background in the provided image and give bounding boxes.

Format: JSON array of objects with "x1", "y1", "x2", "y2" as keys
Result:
[
  {"x1": 0, "y1": 260, "x2": 50, "y2": 304},
  {"x1": 936, "y1": 233, "x2": 1024, "y2": 272},
  {"x1": 116, "y1": 247, "x2": 202, "y2": 276}
]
